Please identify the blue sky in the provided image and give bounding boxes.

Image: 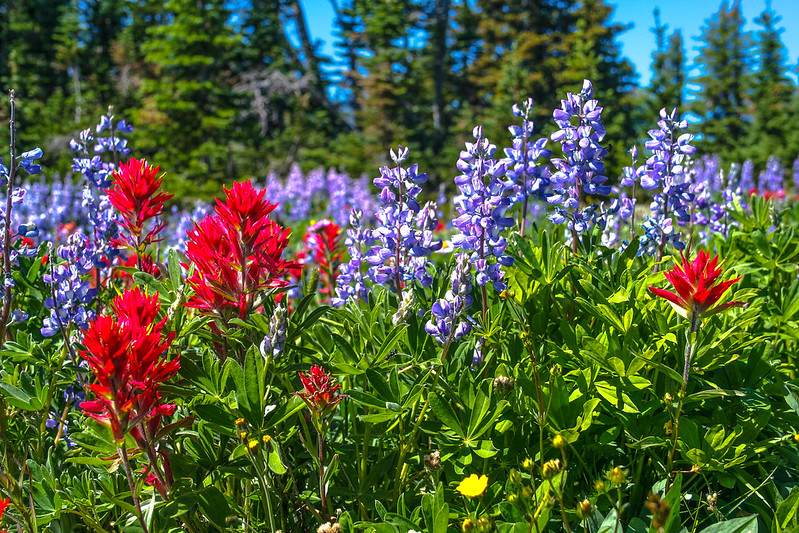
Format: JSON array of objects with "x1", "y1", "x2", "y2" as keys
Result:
[{"x1": 297, "y1": 0, "x2": 799, "y2": 87}]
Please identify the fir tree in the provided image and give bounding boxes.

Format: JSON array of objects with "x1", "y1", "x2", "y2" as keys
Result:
[{"x1": 691, "y1": 0, "x2": 754, "y2": 164}]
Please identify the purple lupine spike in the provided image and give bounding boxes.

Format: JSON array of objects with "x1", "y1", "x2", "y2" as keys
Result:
[{"x1": 425, "y1": 253, "x2": 474, "y2": 344}]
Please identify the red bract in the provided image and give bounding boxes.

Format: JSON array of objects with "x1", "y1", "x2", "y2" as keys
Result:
[
  {"x1": 648, "y1": 250, "x2": 745, "y2": 321},
  {"x1": 79, "y1": 288, "x2": 179, "y2": 444},
  {"x1": 107, "y1": 158, "x2": 173, "y2": 253},
  {"x1": 0, "y1": 497, "x2": 7, "y2": 533},
  {"x1": 184, "y1": 180, "x2": 296, "y2": 321},
  {"x1": 297, "y1": 365, "x2": 344, "y2": 419}
]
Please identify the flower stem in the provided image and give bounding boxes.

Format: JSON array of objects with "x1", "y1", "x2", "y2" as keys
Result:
[
  {"x1": 667, "y1": 312, "x2": 699, "y2": 478},
  {"x1": 0, "y1": 90, "x2": 17, "y2": 345},
  {"x1": 118, "y1": 445, "x2": 150, "y2": 533}
]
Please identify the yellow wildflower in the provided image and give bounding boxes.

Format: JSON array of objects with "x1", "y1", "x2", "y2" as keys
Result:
[{"x1": 457, "y1": 474, "x2": 489, "y2": 498}]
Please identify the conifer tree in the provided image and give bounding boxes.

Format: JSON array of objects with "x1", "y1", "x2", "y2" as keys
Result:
[
  {"x1": 691, "y1": 0, "x2": 753, "y2": 164},
  {"x1": 747, "y1": 2, "x2": 793, "y2": 167}
]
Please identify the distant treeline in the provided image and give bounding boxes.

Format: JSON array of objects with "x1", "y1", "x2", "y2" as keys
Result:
[{"x1": 0, "y1": 0, "x2": 796, "y2": 197}]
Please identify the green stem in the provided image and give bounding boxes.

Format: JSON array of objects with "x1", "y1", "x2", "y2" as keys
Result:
[{"x1": 118, "y1": 445, "x2": 149, "y2": 533}]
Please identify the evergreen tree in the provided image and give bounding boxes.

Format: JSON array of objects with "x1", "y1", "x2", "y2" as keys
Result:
[
  {"x1": 649, "y1": 8, "x2": 685, "y2": 113},
  {"x1": 133, "y1": 0, "x2": 242, "y2": 195},
  {"x1": 747, "y1": 2, "x2": 794, "y2": 167},
  {"x1": 691, "y1": 0, "x2": 754, "y2": 164}
]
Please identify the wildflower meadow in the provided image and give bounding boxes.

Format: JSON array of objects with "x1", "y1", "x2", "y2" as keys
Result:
[{"x1": 0, "y1": 75, "x2": 798, "y2": 533}]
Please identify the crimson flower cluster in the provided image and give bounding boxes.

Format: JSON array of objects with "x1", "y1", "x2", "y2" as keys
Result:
[
  {"x1": 79, "y1": 288, "x2": 179, "y2": 445},
  {"x1": 297, "y1": 365, "x2": 344, "y2": 421},
  {"x1": 184, "y1": 180, "x2": 296, "y2": 322},
  {"x1": 106, "y1": 158, "x2": 173, "y2": 257},
  {"x1": 649, "y1": 250, "x2": 745, "y2": 321}
]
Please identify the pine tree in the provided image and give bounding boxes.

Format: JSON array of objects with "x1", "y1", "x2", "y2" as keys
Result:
[
  {"x1": 691, "y1": 0, "x2": 754, "y2": 164},
  {"x1": 649, "y1": 8, "x2": 685, "y2": 113},
  {"x1": 747, "y1": 2, "x2": 794, "y2": 167},
  {"x1": 133, "y1": 0, "x2": 242, "y2": 194}
]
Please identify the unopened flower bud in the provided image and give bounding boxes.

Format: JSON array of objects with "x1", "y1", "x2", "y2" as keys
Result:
[
  {"x1": 607, "y1": 466, "x2": 627, "y2": 485},
  {"x1": 522, "y1": 458, "x2": 534, "y2": 471},
  {"x1": 664, "y1": 392, "x2": 673, "y2": 406},
  {"x1": 542, "y1": 459, "x2": 561, "y2": 479},
  {"x1": 509, "y1": 469, "x2": 520, "y2": 484},
  {"x1": 576, "y1": 498, "x2": 593, "y2": 520},
  {"x1": 462, "y1": 518, "x2": 474, "y2": 533},
  {"x1": 552, "y1": 434, "x2": 566, "y2": 449}
]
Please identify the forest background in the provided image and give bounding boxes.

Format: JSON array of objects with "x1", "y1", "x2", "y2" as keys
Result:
[{"x1": 0, "y1": 0, "x2": 796, "y2": 200}]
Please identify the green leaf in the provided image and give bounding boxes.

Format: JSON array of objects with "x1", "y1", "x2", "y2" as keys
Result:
[
  {"x1": 197, "y1": 487, "x2": 231, "y2": 528},
  {"x1": 429, "y1": 392, "x2": 465, "y2": 438},
  {"x1": 697, "y1": 516, "x2": 758, "y2": 533},
  {"x1": 775, "y1": 487, "x2": 799, "y2": 533}
]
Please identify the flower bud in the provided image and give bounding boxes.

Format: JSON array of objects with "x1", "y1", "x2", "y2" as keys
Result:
[
  {"x1": 552, "y1": 434, "x2": 566, "y2": 449},
  {"x1": 607, "y1": 466, "x2": 627, "y2": 485},
  {"x1": 576, "y1": 498, "x2": 593, "y2": 520},
  {"x1": 542, "y1": 459, "x2": 561, "y2": 479}
]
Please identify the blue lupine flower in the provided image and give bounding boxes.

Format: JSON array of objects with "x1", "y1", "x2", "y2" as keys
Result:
[
  {"x1": 547, "y1": 80, "x2": 611, "y2": 236},
  {"x1": 501, "y1": 98, "x2": 551, "y2": 213},
  {"x1": 451, "y1": 127, "x2": 514, "y2": 292},
  {"x1": 365, "y1": 146, "x2": 441, "y2": 293},
  {"x1": 425, "y1": 253, "x2": 473, "y2": 344},
  {"x1": 260, "y1": 303, "x2": 287, "y2": 361},
  {"x1": 332, "y1": 209, "x2": 375, "y2": 307}
]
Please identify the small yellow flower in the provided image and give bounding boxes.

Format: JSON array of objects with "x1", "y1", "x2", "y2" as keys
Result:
[
  {"x1": 457, "y1": 474, "x2": 489, "y2": 498},
  {"x1": 235, "y1": 417, "x2": 246, "y2": 425},
  {"x1": 247, "y1": 439, "x2": 259, "y2": 450},
  {"x1": 239, "y1": 431, "x2": 248, "y2": 439},
  {"x1": 552, "y1": 434, "x2": 566, "y2": 449},
  {"x1": 262, "y1": 435, "x2": 272, "y2": 445},
  {"x1": 522, "y1": 458, "x2": 534, "y2": 471},
  {"x1": 793, "y1": 433, "x2": 799, "y2": 443}
]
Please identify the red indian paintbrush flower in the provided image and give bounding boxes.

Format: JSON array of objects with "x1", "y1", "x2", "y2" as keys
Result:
[
  {"x1": 107, "y1": 158, "x2": 173, "y2": 254},
  {"x1": 79, "y1": 287, "x2": 179, "y2": 444},
  {"x1": 297, "y1": 365, "x2": 344, "y2": 419},
  {"x1": 184, "y1": 180, "x2": 297, "y2": 321},
  {"x1": 648, "y1": 250, "x2": 745, "y2": 321},
  {"x1": 0, "y1": 497, "x2": 8, "y2": 533}
]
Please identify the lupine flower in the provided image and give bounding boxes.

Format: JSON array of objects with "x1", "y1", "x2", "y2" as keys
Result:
[
  {"x1": 79, "y1": 288, "x2": 179, "y2": 444},
  {"x1": 184, "y1": 181, "x2": 296, "y2": 322},
  {"x1": 365, "y1": 146, "x2": 441, "y2": 294},
  {"x1": 452, "y1": 127, "x2": 514, "y2": 291},
  {"x1": 107, "y1": 158, "x2": 173, "y2": 255},
  {"x1": 501, "y1": 98, "x2": 551, "y2": 226},
  {"x1": 547, "y1": 80, "x2": 611, "y2": 236},
  {"x1": 296, "y1": 365, "x2": 344, "y2": 420},
  {"x1": 259, "y1": 303, "x2": 287, "y2": 361},
  {"x1": 41, "y1": 233, "x2": 97, "y2": 336},
  {"x1": 332, "y1": 209, "x2": 374, "y2": 307},
  {"x1": 648, "y1": 250, "x2": 745, "y2": 321},
  {"x1": 638, "y1": 108, "x2": 696, "y2": 257},
  {"x1": 425, "y1": 254, "x2": 473, "y2": 343}
]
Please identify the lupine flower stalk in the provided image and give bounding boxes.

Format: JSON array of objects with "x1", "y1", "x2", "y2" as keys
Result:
[
  {"x1": 502, "y1": 98, "x2": 551, "y2": 235},
  {"x1": 0, "y1": 90, "x2": 43, "y2": 342},
  {"x1": 332, "y1": 209, "x2": 374, "y2": 307},
  {"x1": 425, "y1": 254, "x2": 474, "y2": 356},
  {"x1": 547, "y1": 80, "x2": 611, "y2": 254},
  {"x1": 366, "y1": 146, "x2": 441, "y2": 301},
  {"x1": 637, "y1": 108, "x2": 696, "y2": 263}
]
